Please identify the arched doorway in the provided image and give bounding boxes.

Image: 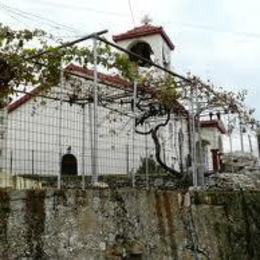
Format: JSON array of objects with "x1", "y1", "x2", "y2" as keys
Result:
[{"x1": 61, "y1": 154, "x2": 78, "y2": 176}]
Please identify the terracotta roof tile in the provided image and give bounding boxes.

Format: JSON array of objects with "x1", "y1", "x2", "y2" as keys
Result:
[
  {"x1": 66, "y1": 64, "x2": 132, "y2": 90},
  {"x1": 7, "y1": 64, "x2": 187, "y2": 115},
  {"x1": 200, "y1": 120, "x2": 227, "y2": 134},
  {"x1": 7, "y1": 87, "x2": 41, "y2": 113},
  {"x1": 113, "y1": 24, "x2": 175, "y2": 50},
  {"x1": 7, "y1": 65, "x2": 133, "y2": 113}
]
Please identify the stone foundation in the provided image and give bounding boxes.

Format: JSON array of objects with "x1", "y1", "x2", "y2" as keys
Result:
[{"x1": 0, "y1": 188, "x2": 260, "y2": 259}]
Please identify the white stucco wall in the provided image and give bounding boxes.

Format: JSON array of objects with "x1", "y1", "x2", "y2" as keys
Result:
[
  {"x1": 2, "y1": 81, "x2": 190, "y2": 177},
  {"x1": 200, "y1": 127, "x2": 223, "y2": 172},
  {"x1": 4, "y1": 96, "x2": 148, "y2": 176},
  {"x1": 115, "y1": 34, "x2": 172, "y2": 69},
  {"x1": 159, "y1": 115, "x2": 190, "y2": 171},
  {"x1": 223, "y1": 128, "x2": 259, "y2": 158}
]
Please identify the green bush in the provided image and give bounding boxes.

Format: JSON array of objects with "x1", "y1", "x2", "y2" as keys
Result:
[{"x1": 135, "y1": 156, "x2": 167, "y2": 175}]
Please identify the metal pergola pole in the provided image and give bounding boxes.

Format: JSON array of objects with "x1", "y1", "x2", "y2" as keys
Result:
[
  {"x1": 239, "y1": 117, "x2": 245, "y2": 153},
  {"x1": 132, "y1": 80, "x2": 137, "y2": 188},
  {"x1": 94, "y1": 35, "x2": 189, "y2": 82},
  {"x1": 91, "y1": 38, "x2": 99, "y2": 185},
  {"x1": 191, "y1": 85, "x2": 198, "y2": 187},
  {"x1": 23, "y1": 30, "x2": 108, "y2": 63},
  {"x1": 196, "y1": 85, "x2": 204, "y2": 186},
  {"x1": 89, "y1": 103, "x2": 94, "y2": 180},
  {"x1": 58, "y1": 63, "x2": 64, "y2": 189}
]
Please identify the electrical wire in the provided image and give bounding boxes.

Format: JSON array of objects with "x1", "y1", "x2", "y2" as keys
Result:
[
  {"x1": 0, "y1": 2, "x2": 83, "y2": 35},
  {"x1": 0, "y1": 10, "x2": 74, "y2": 41},
  {"x1": 0, "y1": 2, "x2": 78, "y2": 32},
  {"x1": 0, "y1": 7, "x2": 31, "y2": 28},
  {"x1": 13, "y1": 0, "x2": 130, "y2": 18},
  {"x1": 3, "y1": 1, "x2": 260, "y2": 40},
  {"x1": 0, "y1": 6, "x2": 82, "y2": 40},
  {"x1": 128, "y1": 0, "x2": 136, "y2": 27},
  {"x1": 164, "y1": 20, "x2": 260, "y2": 39}
]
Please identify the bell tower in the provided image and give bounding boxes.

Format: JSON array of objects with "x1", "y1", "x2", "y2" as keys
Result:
[{"x1": 113, "y1": 17, "x2": 175, "y2": 70}]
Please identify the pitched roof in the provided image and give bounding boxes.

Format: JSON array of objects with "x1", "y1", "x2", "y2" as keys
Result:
[
  {"x1": 7, "y1": 87, "x2": 42, "y2": 113},
  {"x1": 113, "y1": 24, "x2": 175, "y2": 50},
  {"x1": 7, "y1": 64, "x2": 186, "y2": 115},
  {"x1": 66, "y1": 64, "x2": 132, "y2": 90},
  {"x1": 200, "y1": 120, "x2": 227, "y2": 134},
  {"x1": 7, "y1": 65, "x2": 133, "y2": 113}
]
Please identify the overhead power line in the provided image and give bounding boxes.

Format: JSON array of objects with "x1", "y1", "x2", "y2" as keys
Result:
[
  {"x1": 164, "y1": 20, "x2": 260, "y2": 39},
  {"x1": 13, "y1": 0, "x2": 129, "y2": 18},
  {"x1": 10, "y1": 0, "x2": 260, "y2": 40},
  {"x1": 2, "y1": 1, "x2": 260, "y2": 41},
  {"x1": 24, "y1": 30, "x2": 108, "y2": 62},
  {"x1": 0, "y1": 7, "x2": 31, "y2": 28},
  {"x1": 0, "y1": 2, "x2": 83, "y2": 35},
  {"x1": 128, "y1": 0, "x2": 136, "y2": 27}
]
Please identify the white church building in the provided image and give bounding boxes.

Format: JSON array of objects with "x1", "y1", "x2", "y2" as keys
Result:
[{"x1": 0, "y1": 22, "x2": 251, "y2": 179}]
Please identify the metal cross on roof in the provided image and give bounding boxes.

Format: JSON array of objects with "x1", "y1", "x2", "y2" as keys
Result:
[{"x1": 141, "y1": 15, "x2": 153, "y2": 25}]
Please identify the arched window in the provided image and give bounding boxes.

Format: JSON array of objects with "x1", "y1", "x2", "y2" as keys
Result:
[{"x1": 129, "y1": 41, "x2": 153, "y2": 67}]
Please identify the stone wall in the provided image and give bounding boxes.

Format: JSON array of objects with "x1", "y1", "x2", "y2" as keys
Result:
[
  {"x1": 0, "y1": 173, "x2": 42, "y2": 189},
  {"x1": 15, "y1": 174, "x2": 191, "y2": 190},
  {"x1": 222, "y1": 152, "x2": 259, "y2": 172},
  {"x1": 0, "y1": 188, "x2": 260, "y2": 259}
]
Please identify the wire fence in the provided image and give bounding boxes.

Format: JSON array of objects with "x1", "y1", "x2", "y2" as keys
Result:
[
  {"x1": 0, "y1": 32, "x2": 195, "y2": 190},
  {"x1": 0, "y1": 71, "x2": 191, "y2": 189}
]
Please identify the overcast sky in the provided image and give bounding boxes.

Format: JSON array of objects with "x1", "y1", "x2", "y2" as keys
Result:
[{"x1": 2, "y1": 0, "x2": 260, "y2": 118}]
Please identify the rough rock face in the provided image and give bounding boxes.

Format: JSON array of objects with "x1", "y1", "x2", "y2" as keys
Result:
[
  {"x1": 205, "y1": 171, "x2": 260, "y2": 191},
  {"x1": 222, "y1": 152, "x2": 259, "y2": 172},
  {"x1": 0, "y1": 188, "x2": 260, "y2": 259}
]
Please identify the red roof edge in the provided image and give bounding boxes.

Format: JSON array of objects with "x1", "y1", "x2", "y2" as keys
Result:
[
  {"x1": 66, "y1": 64, "x2": 132, "y2": 90},
  {"x1": 7, "y1": 65, "x2": 133, "y2": 113},
  {"x1": 7, "y1": 87, "x2": 41, "y2": 113},
  {"x1": 113, "y1": 25, "x2": 175, "y2": 51},
  {"x1": 200, "y1": 120, "x2": 227, "y2": 134},
  {"x1": 7, "y1": 64, "x2": 187, "y2": 115},
  {"x1": 67, "y1": 64, "x2": 187, "y2": 114}
]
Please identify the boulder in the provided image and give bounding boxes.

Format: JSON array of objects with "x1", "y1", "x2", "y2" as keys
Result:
[
  {"x1": 222, "y1": 152, "x2": 259, "y2": 173},
  {"x1": 204, "y1": 171, "x2": 260, "y2": 191}
]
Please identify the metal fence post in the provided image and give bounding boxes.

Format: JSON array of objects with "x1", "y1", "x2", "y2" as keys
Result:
[
  {"x1": 228, "y1": 114, "x2": 234, "y2": 173},
  {"x1": 9, "y1": 150, "x2": 13, "y2": 175},
  {"x1": 248, "y1": 134, "x2": 253, "y2": 153},
  {"x1": 145, "y1": 122, "x2": 149, "y2": 189},
  {"x1": 126, "y1": 143, "x2": 129, "y2": 175},
  {"x1": 31, "y1": 149, "x2": 34, "y2": 176},
  {"x1": 81, "y1": 104, "x2": 86, "y2": 189},
  {"x1": 190, "y1": 84, "x2": 198, "y2": 187}
]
